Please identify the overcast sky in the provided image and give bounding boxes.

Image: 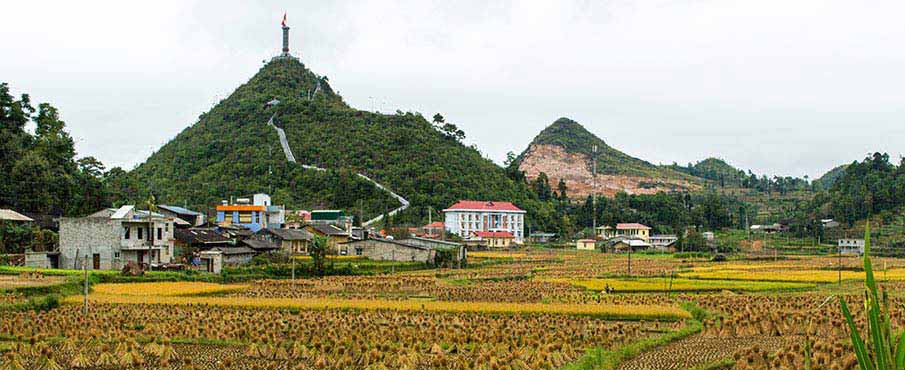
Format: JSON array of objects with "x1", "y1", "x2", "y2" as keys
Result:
[{"x1": 3, "y1": 0, "x2": 904, "y2": 178}]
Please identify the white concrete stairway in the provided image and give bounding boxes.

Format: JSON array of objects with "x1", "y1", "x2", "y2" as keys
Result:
[{"x1": 267, "y1": 113, "x2": 409, "y2": 227}]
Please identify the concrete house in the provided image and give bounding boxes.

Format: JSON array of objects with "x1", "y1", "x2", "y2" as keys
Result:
[
  {"x1": 58, "y1": 205, "x2": 175, "y2": 270},
  {"x1": 444, "y1": 200, "x2": 525, "y2": 242},
  {"x1": 649, "y1": 234, "x2": 679, "y2": 252},
  {"x1": 838, "y1": 239, "x2": 865, "y2": 255},
  {"x1": 596, "y1": 223, "x2": 651, "y2": 241},
  {"x1": 216, "y1": 193, "x2": 285, "y2": 232}
]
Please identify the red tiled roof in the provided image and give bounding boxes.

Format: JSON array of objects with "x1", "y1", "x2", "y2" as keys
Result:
[
  {"x1": 617, "y1": 223, "x2": 651, "y2": 230},
  {"x1": 423, "y1": 221, "x2": 444, "y2": 228},
  {"x1": 444, "y1": 200, "x2": 524, "y2": 212},
  {"x1": 473, "y1": 231, "x2": 514, "y2": 238}
]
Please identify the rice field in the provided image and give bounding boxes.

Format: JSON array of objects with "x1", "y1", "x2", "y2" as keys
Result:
[{"x1": 2, "y1": 249, "x2": 902, "y2": 369}]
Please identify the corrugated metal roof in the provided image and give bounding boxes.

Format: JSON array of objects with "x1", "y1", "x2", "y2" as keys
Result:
[
  {"x1": 158, "y1": 205, "x2": 201, "y2": 216},
  {"x1": 0, "y1": 209, "x2": 33, "y2": 222}
]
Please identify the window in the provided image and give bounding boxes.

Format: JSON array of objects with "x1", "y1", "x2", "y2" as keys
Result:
[
  {"x1": 239, "y1": 212, "x2": 252, "y2": 223},
  {"x1": 355, "y1": 247, "x2": 363, "y2": 256},
  {"x1": 124, "y1": 227, "x2": 130, "y2": 239},
  {"x1": 137, "y1": 227, "x2": 143, "y2": 240},
  {"x1": 114, "y1": 252, "x2": 120, "y2": 258},
  {"x1": 157, "y1": 228, "x2": 162, "y2": 240}
]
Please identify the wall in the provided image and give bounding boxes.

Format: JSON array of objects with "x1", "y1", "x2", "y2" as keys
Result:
[
  {"x1": 59, "y1": 217, "x2": 120, "y2": 270},
  {"x1": 345, "y1": 240, "x2": 434, "y2": 263}
]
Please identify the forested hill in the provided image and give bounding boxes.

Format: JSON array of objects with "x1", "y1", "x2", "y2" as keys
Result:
[
  {"x1": 122, "y1": 58, "x2": 539, "y2": 222},
  {"x1": 667, "y1": 158, "x2": 746, "y2": 187}
]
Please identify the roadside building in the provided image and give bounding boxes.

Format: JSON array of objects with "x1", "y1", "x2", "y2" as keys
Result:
[
  {"x1": 443, "y1": 200, "x2": 526, "y2": 242},
  {"x1": 58, "y1": 205, "x2": 176, "y2": 270},
  {"x1": 838, "y1": 239, "x2": 865, "y2": 255},
  {"x1": 465, "y1": 231, "x2": 515, "y2": 249},
  {"x1": 702, "y1": 231, "x2": 715, "y2": 241},
  {"x1": 576, "y1": 239, "x2": 596, "y2": 251},
  {"x1": 596, "y1": 223, "x2": 651, "y2": 241},
  {"x1": 340, "y1": 237, "x2": 465, "y2": 264},
  {"x1": 158, "y1": 205, "x2": 205, "y2": 227},
  {"x1": 259, "y1": 228, "x2": 314, "y2": 254}
]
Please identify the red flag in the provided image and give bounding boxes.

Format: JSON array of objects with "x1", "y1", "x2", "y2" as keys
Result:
[{"x1": 281, "y1": 12, "x2": 287, "y2": 27}]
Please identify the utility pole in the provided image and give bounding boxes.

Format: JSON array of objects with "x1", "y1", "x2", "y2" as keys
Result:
[
  {"x1": 592, "y1": 145, "x2": 598, "y2": 239},
  {"x1": 627, "y1": 246, "x2": 632, "y2": 276},
  {"x1": 83, "y1": 254, "x2": 89, "y2": 315}
]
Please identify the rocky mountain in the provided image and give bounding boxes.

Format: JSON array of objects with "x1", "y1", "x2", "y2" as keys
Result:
[
  {"x1": 123, "y1": 57, "x2": 538, "y2": 222},
  {"x1": 515, "y1": 117, "x2": 701, "y2": 198}
]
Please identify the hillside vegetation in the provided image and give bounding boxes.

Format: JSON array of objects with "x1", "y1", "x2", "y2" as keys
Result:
[{"x1": 124, "y1": 58, "x2": 541, "y2": 224}]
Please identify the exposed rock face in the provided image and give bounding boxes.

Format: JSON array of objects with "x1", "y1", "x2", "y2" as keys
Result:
[{"x1": 518, "y1": 144, "x2": 699, "y2": 198}]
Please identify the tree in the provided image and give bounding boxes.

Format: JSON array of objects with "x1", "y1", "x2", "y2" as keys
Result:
[
  {"x1": 309, "y1": 235, "x2": 328, "y2": 276},
  {"x1": 557, "y1": 178, "x2": 568, "y2": 201}
]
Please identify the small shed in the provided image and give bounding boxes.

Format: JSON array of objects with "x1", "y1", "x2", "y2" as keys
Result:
[{"x1": 576, "y1": 239, "x2": 596, "y2": 251}]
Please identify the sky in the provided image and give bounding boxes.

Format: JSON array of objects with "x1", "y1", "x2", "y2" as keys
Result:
[{"x1": 3, "y1": 0, "x2": 904, "y2": 179}]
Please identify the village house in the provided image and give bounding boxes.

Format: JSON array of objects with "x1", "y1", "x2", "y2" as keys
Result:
[
  {"x1": 197, "y1": 245, "x2": 258, "y2": 273},
  {"x1": 340, "y1": 237, "x2": 465, "y2": 264},
  {"x1": 443, "y1": 200, "x2": 525, "y2": 242},
  {"x1": 596, "y1": 223, "x2": 651, "y2": 241},
  {"x1": 420, "y1": 221, "x2": 445, "y2": 238},
  {"x1": 464, "y1": 231, "x2": 515, "y2": 249},
  {"x1": 605, "y1": 236, "x2": 652, "y2": 253},
  {"x1": 216, "y1": 193, "x2": 285, "y2": 232},
  {"x1": 259, "y1": 228, "x2": 314, "y2": 254},
  {"x1": 158, "y1": 205, "x2": 205, "y2": 227},
  {"x1": 649, "y1": 234, "x2": 679, "y2": 252},
  {"x1": 303, "y1": 223, "x2": 351, "y2": 254},
  {"x1": 528, "y1": 232, "x2": 556, "y2": 244},
  {"x1": 57, "y1": 205, "x2": 175, "y2": 270},
  {"x1": 576, "y1": 239, "x2": 596, "y2": 251},
  {"x1": 838, "y1": 238, "x2": 865, "y2": 255}
]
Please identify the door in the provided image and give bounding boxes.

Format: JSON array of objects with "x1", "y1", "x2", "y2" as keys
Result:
[{"x1": 92, "y1": 254, "x2": 100, "y2": 270}]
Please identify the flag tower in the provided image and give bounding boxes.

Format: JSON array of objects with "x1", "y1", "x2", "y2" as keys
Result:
[{"x1": 281, "y1": 12, "x2": 290, "y2": 56}]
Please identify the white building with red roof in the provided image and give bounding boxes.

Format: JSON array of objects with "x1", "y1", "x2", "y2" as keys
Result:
[{"x1": 443, "y1": 200, "x2": 526, "y2": 242}]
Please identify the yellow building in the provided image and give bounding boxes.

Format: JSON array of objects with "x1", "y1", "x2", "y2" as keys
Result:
[
  {"x1": 576, "y1": 239, "x2": 597, "y2": 250},
  {"x1": 470, "y1": 231, "x2": 515, "y2": 248},
  {"x1": 596, "y1": 223, "x2": 651, "y2": 241}
]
